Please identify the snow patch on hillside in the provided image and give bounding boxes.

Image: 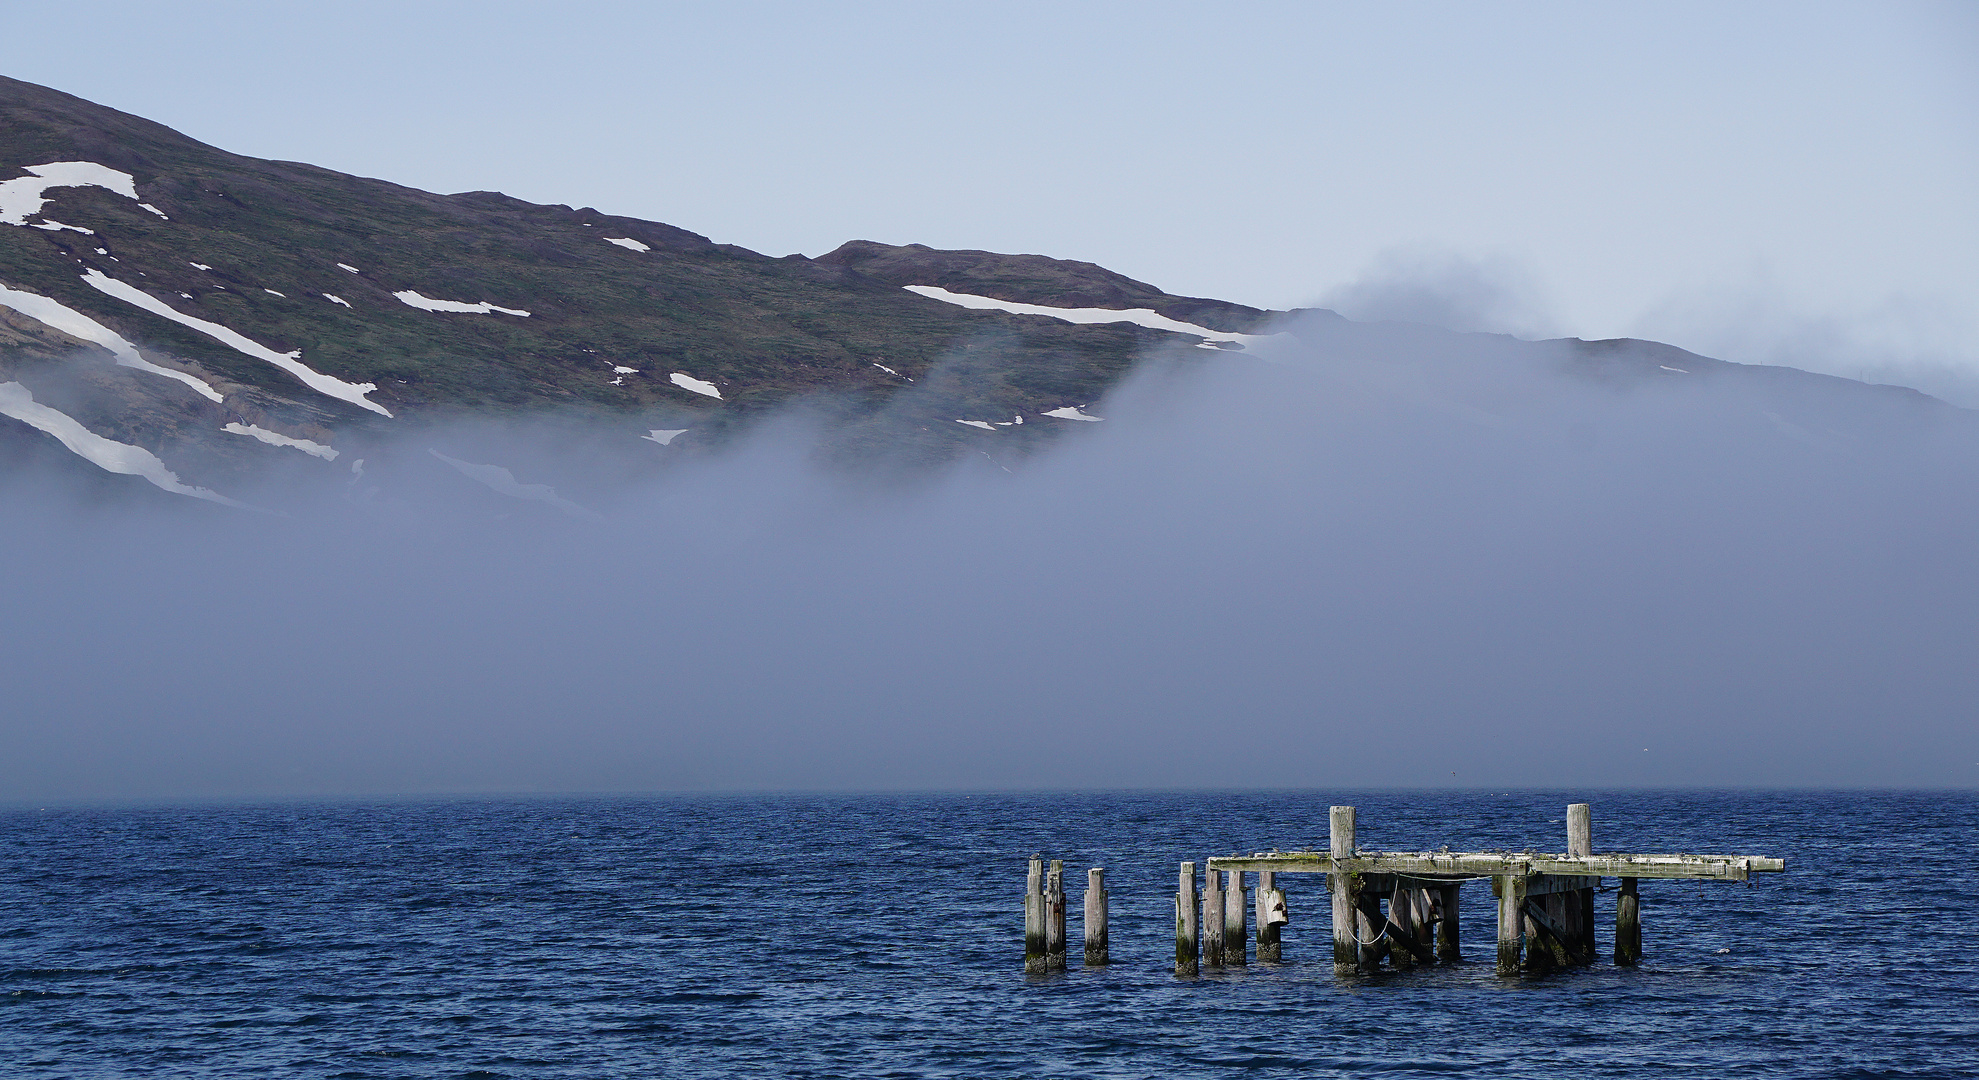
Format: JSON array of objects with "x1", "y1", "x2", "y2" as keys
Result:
[
  {"x1": 1043, "y1": 406, "x2": 1103, "y2": 421},
  {"x1": 603, "y1": 237, "x2": 650, "y2": 252},
  {"x1": 323, "y1": 294, "x2": 350, "y2": 307},
  {"x1": 670, "y1": 372, "x2": 721, "y2": 398},
  {"x1": 955, "y1": 420, "x2": 996, "y2": 431},
  {"x1": 0, "y1": 381, "x2": 238, "y2": 505},
  {"x1": 429, "y1": 449, "x2": 600, "y2": 520},
  {"x1": 0, "y1": 281, "x2": 225, "y2": 402},
  {"x1": 393, "y1": 290, "x2": 530, "y2": 317},
  {"x1": 223, "y1": 422, "x2": 338, "y2": 460},
  {"x1": 0, "y1": 162, "x2": 141, "y2": 226},
  {"x1": 903, "y1": 285, "x2": 1278, "y2": 347},
  {"x1": 81, "y1": 269, "x2": 390, "y2": 416},
  {"x1": 28, "y1": 220, "x2": 93, "y2": 234}
]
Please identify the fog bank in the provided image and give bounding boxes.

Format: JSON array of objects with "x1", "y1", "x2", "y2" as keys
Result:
[{"x1": 5, "y1": 314, "x2": 1976, "y2": 800}]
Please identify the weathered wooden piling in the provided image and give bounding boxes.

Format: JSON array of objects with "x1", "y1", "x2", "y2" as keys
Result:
[
  {"x1": 1436, "y1": 883, "x2": 1461, "y2": 961},
  {"x1": 1256, "y1": 870, "x2": 1284, "y2": 961},
  {"x1": 1496, "y1": 872, "x2": 1525, "y2": 975},
  {"x1": 1083, "y1": 868, "x2": 1108, "y2": 966},
  {"x1": 1175, "y1": 861, "x2": 1199, "y2": 976},
  {"x1": 1024, "y1": 857, "x2": 1047, "y2": 974},
  {"x1": 1202, "y1": 865, "x2": 1225, "y2": 967},
  {"x1": 1568, "y1": 802, "x2": 1597, "y2": 962},
  {"x1": 1045, "y1": 859, "x2": 1067, "y2": 971},
  {"x1": 1224, "y1": 871, "x2": 1247, "y2": 966},
  {"x1": 1329, "y1": 805, "x2": 1360, "y2": 975},
  {"x1": 1615, "y1": 877, "x2": 1641, "y2": 965}
]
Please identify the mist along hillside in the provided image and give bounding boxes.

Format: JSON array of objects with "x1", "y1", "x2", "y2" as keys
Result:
[{"x1": 0, "y1": 74, "x2": 1972, "y2": 513}]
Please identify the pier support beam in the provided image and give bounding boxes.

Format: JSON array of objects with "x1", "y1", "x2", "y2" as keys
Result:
[
  {"x1": 1568, "y1": 802, "x2": 1597, "y2": 962},
  {"x1": 1436, "y1": 883, "x2": 1461, "y2": 961},
  {"x1": 1615, "y1": 877, "x2": 1641, "y2": 965},
  {"x1": 1256, "y1": 871, "x2": 1284, "y2": 961},
  {"x1": 1045, "y1": 859, "x2": 1067, "y2": 971},
  {"x1": 1084, "y1": 868, "x2": 1108, "y2": 966},
  {"x1": 1330, "y1": 806, "x2": 1360, "y2": 975},
  {"x1": 1390, "y1": 885, "x2": 1435, "y2": 965},
  {"x1": 1224, "y1": 871, "x2": 1248, "y2": 966},
  {"x1": 1175, "y1": 861, "x2": 1199, "y2": 976},
  {"x1": 1496, "y1": 873, "x2": 1525, "y2": 975},
  {"x1": 1025, "y1": 857, "x2": 1047, "y2": 973},
  {"x1": 1203, "y1": 865, "x2": 1225, "y2": 967},
  {"x1": 1524, "y1": 893, "x2": 1566, "y2": 970}
]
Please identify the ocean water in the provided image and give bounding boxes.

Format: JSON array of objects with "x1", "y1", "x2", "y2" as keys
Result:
[{"x1": 1, "y1": 790, "x2": 1973, "y2": 1079}]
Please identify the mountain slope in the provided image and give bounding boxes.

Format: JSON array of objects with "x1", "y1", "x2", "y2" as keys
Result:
[
  {"x1": 0, "y1": 76, "x2": 1970, "y2": 509},
  {"x1": 0, "y1": 77, "x2": 1251, "y2": 481}
]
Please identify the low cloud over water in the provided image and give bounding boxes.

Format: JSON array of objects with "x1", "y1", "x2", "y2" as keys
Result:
[{"x1": 5, "y1": 313, "x2": 1976, "y2": 800}]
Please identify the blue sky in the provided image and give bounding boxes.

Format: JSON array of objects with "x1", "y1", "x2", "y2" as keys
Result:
[{"x1": 4, "y1": 1, "x2": 1974, "y2": 395}]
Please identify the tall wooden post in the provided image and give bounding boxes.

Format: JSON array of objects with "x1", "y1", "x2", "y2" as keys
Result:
[
  {"x1": 1615, "y1": 877, "x2": 1641, "y2": 965},
  {"x1": 1202, "y1": 866, "x2": 1225, "y2": 967},
  {"x1": 1568, "y1": 802, "x2": 1596, "y2": 962},
  {"x1": 1495, "y1": 873, "x2": 1524, "y2": 975},
  {"x1": 1436, "y1": 882, "x2": 1461, "y2": 961},
  {"x1": 1045, "y1": 859, "x2": 1067, "y2": 971},
  {"x1": 1175, "y1": 861, "x2": 1199, "y2": 976},
  {"x1": 1083, "y1": 867, "x2": 1108, "y2": 966},
  {"x1": 1025, "y1": 857, "x2": 1047, "y2": 973},
  {"x1": 1224, "y1": 871, "x2": 1248, "y2": 966},
  {"x1": 1256, "y1": 870, "x2": 1283, "y2": 961},
  {"x1": 1330, "y1": 806, "x2": 1360, "y2": 975}
]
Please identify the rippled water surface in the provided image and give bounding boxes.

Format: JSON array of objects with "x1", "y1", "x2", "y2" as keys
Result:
[{"x1": 2, "y1": 791, "x2": 1974, "y2": 1078}]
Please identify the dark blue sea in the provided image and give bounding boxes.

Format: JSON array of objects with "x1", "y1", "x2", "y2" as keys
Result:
[{"x1": 2, "y1": 791, "x2": 1973, "y2": 1078}]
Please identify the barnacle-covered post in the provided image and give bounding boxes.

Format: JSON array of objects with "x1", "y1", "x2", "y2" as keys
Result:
[
  {"x1": 1568, "y1": 803, "x2": 1597, "y2": 961},
  {"x1": 1024, "y1": 857, "x2": 1047, "y2": 973},
  {"x1": 1202, "y1": 864, "x2": 1225, "y2": 967},
  {"x1": 1036, "y1": 854, "x2": 1052, "y2": 969},
  {"x1": 1224, "y1": 870, "x2": 1248, "y2": 966},
  {"x1": 1436, "y1": 883, "x2": 1461, "y2": 961},
  {"x1": 1256, "y1": 870, "x2": 1285, "y2": 961},
  {"x1": 1496, "y1": 871, "x2": 1525, "y2": 975},
  {"x1": 1615, "y1": 877, "x2": 1641, "y2": 964},
  {"x1": 1045, "y1": 859, "x2": 1067, "y2": 970},
  {"x1": 1083, "y1": 867, "x2": 1108, "y2": 966},
  {"x1": 1330, "y1": 805, "x2": 1360, "y2": 975},
  {"x1": 1175, "y1": 860, "x2": 1199, "y2": 976}
]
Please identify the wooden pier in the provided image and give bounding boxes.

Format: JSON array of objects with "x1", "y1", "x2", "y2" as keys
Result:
[
  {"x1": 1024, "y1": 802, "x2": 1784, "y2": 976},
  {"x1": 1191, "y1": 803, "x2": 1783, "y2": 975}
]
